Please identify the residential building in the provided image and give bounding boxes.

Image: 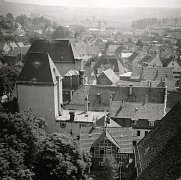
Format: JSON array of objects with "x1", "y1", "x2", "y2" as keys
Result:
[
  {"x1": 0, "y1": 42, "x2": 11, "y2": 54},
  {"x1": 79, "y1": 125, "x2": 135, "y2": 179},
  {"x1": 4, "y1": 46, "x2": 29, "y2": 66},
  {"x1": 131, "y1": 67, "x2": 175, "y2": 91},
  {"x1": 16, "y1": 52, "x2": 63, "y2": 133},
  {"x1": 97, "y1": 68, "x2": 119, "y2": 85},
  {"x1": 24, "y1": 39, "x2": 82, "y2": 76},
  {"x1": 162, "y1": 55, "x2": 181, "y2": 85}
]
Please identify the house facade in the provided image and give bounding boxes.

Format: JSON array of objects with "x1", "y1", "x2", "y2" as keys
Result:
[{"x1": 16, "y1": 52, "x2": 63, "y2": 133}]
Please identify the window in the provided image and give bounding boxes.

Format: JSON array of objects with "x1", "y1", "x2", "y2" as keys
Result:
[
  {"x1": 132, "y1": 120, "x2": 137, "y2": 125},
  {"x1": 133, "y1": 141, "x2": 137, "y2": 146},
  {"x1": 149, "y1": 121, "x2": 154, "y2": 126},
  {"x1": 145, "y1": 131, "x2": 149, "y2": 136},
  {"x1": 60, "y1": 122, "x2": 66, "y2": 128},
  {"x1": 100, "y1": 148, "x2": 104, "y2": 157},
  {"x1": 137, "y1": 130, "x2": 140, "y2": 136}
]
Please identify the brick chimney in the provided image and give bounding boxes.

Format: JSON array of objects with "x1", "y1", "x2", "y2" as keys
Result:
[
  {"x1": 79, "y1": 70, "x2": 84, "y2": 85},
  {"x1": 129, "y1": 84, "x2": 133, "y2": 95}
]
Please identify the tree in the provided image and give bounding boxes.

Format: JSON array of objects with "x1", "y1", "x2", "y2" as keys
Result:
[
  {"x1": 34, "y1": 133, "x2": 92, "y2": 180},
  {"x1": 0, "y1": 66, "x2": 19, "y2": 97},
  {"x1": 0, "y1": 111, "x2": 46, "y2": 179},
  {"x1": 101, "y1": 155, "x2": 118, "y2": 180}
]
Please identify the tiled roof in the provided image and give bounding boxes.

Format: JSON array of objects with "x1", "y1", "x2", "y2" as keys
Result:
[
  {"x1": 131, "y1": 67, "x2": 174, "y2": 81},
  {"x1": 65, "y1": 85, "x2": 165, "y2": 111},
  {"x1": 24, "y1": 40, "x2": 79, "y2": 63},
  {"x1": 135, "y1": 101, "x2": 181, "y2": 179},
  {"x1": 98, "y1": 68, "x2": 119, "y2": 84},
  {"x1": 107, "y1": 44, "x2": 120, "y2": 54},
  {"x1": 138, "y1": 54, "x2": 156, "y2": 66},
  {"x1": 93, "y1": 57, "x2": 125, "y2": 74},
  {"x1": 110, "y1": 101, "x2": 164, "y2": 121},
  {"x1": 79, "y1": 126, "x2": 134, "y2": 153},
  {"x1": 92, "y1": 130, "x2": 121, "y2": 149},
  {"x1": 7, "y1": 47, "x2": 29, "y2": 57},
  {"x1": 127, "y1": 52, "x2": 139, "y2": 62},
  {"x1": 75, "y1": 43, "x2": 101, "y2": 56},
  {"x1": 17, "y1": 52, "x2": 61, "y2": 85}
]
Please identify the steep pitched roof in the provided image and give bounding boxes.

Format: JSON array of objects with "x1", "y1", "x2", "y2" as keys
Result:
[
  {"x1": 127, "y1": 52, "x2": 139, "y2": 62},
  {"x1": 93, "y1": 57, "x2": 125, "y2": 74},
  {"x1": 65, "y1": 85, "x2": 165, "y2": 111},
  {"x1": 92, "y1": 130, "x2": 121, "y2": 149},
  {"x1": 77, "y1": 44, "x2": 101, "y2": 56},
  {"x1": 138, "y1": 54, "x2": 156, "y2": 66},
  {"x1": 135, "y1": 101, "x2": 181, "y2": 180},
  {"x1": 79, "y1": 126, "x2": 134, "y2": 153},
  {"x1": 7, "y1": 47, "x2": 29, "y2": 57},
  {"x1": 24, "y1": 40, "x2": 80, "y2": 63},
  {"x1": 98, "y1": 68, "x2": 119, "y2": 84},
  {"x1": 131, "y1": 67, "x2": 174, "y2": 81},
  {"x1": 110, "y1": 101, "x2": 164, "y2": 121},
  {"x1": 107, "y1": 44, "x2": 120, "y2": 54},
  {"x1": 17, "y1": 52, "x2": 62, "y2": 85}
]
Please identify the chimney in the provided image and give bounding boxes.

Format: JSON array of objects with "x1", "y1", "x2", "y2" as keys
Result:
[
  {"x1": 69, "y1": 111, "x2": 75, "y2": 122},
  {"x1": 79, "y1": 70, "x2": 84, "y2": 85},
  {"x1": 109, "y1": 94, "x2": 113, "y2": 108},
  {"x1": 85, "y1": 95, "x2": 89, "y2": 113},
  {"x1": 145, "y1": 95, "x2": 149, "y2": 104},
  {"x1": 129, "y1": 84, "x2": 133, "y2": 96}
]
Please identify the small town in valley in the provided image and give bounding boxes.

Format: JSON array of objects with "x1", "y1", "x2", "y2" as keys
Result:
[{"x1": 0, "y1": 0, "x2": 181, "y2": 179}]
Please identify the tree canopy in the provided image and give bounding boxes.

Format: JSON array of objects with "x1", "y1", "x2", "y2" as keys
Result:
[
  {"x1": 0, "y1": 111, "x2": 92, "y2": 180},
  {"x1": 101, "y1": 155, "x2": 118, "y2": 180},
  {"x1": 0, "y1": 66, "x2": 19, "y2": 97},
  {"x1": 0, "y1": 111, "x2": 46, "y2": 180},
  {"x1": 34, "y1": 133, "x2": 92, "y2": 180}
]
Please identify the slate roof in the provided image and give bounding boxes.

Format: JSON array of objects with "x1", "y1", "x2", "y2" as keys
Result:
[
  {"x1": 17, "y1": 52, "x2": 62, "y2": 85},
  {"x1": 79, "y1": 126, "x2": 134, "y2": 153},
  {"x1": 110, "y1": 102, "x2": 164, "y2": 121},
  {"x1": 24, "y1": 40, "x2": 81, "y2": 63},
  {"x1": 135, "y1": 101, "x2": 181, "y2": 180}
]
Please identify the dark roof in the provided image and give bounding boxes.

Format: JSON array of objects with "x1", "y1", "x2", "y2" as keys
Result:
[
  {"x1": 24, "y1": 40, "x2": 80, "y2": 63},
  {"x1": 135, "y1": 101, "x2": 181, "y2": 180},
  {"x1": 80, "y1": 127, "x2": 134, "y2": 153},
  {"x1": 138, "y1": 54, "x2": 156, "y2": 66},
  {"x1": 65, "y1": 85, "x2": 165, "y2": 111},
  {"x1": 17, "y1": 52, "x2": 61, "y2": 85},
  {"x1": 127, "y1": 52, "x2": 139, "y2": 62},
  {"x1": 110, "y1": 101, "x2": 164, "y2": 121}
]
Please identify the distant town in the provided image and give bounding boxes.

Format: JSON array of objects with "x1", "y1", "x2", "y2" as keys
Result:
[{"x1": 0, "y1": 0, "x2": 181, "y2": 179}]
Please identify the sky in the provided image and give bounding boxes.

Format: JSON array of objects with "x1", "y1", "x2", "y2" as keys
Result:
[{"x1": 6, "y1": 0, "x2": 181, "y2": 8}]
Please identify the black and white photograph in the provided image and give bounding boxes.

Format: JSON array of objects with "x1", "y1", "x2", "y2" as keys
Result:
[{"x1": 0, "y1": 0, "x2": 181, "y2": 179}]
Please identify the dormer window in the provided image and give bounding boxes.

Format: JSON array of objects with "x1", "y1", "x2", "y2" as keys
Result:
[
  {"x1": 149, "y1": 121, "x2": 154, "y2": 126},
  {"x1": 33, "y1": 61, "x2": 41, "y2": 68}
]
